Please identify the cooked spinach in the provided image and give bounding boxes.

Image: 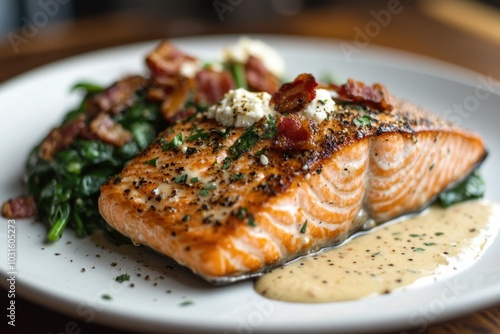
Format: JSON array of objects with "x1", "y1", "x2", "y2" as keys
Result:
[
  {"x1": 438, "y1": 171, "x2": 485, "y2": 208},
  {"x1": 27, "y1": 83, "x2": 165, "y2": 242}
]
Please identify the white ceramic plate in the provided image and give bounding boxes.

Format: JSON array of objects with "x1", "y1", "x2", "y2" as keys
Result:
[{"x1": 1, "y1": 35, "x2": 500, "y2": 334}]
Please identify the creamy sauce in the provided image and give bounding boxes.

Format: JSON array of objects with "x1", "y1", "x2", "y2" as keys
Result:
[{"x1": 255, "y1": 201, "x2": 500, "y2": 303}]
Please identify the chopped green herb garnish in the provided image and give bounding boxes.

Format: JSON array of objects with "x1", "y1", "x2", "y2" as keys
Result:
[
  {"x1": 231, "y1": 173, "x2": 245, "y2": 182},
  {"x1": 229, "y1": 124, "x2": 260, "y2": 160},
  {"x1": 235, "y1": 207, "x2": 248, "y2": 220},
  {"x1": 300, "y1": 220, "x2": 308, "y2": 234},
  {"x1": 101, "y1": 294, "x2": 112, "y2": 300},
  {"x1": 409, "y1": 234, "x2": 423, "y2": 238},
  {"x1": 144, "y1": 158, "x2": 158, "y2": 166},
  {"x1": 179, "y1": 300, "x2": 194, "y2": 307},
  {"x1": 190, "y1": 177, "x2": 199, "y2": 183},
  {"x1": 247, "y1": 214, "x2": 256, "y2": 227},
  {"x1": 162, "y1": 133, "x2": 183, "y2": 151},
  {"x1": 174, "y1": 174, "x2": 188, "y2": 184},
  {"x1": 211, "y1": 127, "x2": 233, "y2": 138},
  {"x1": 413, "y1": 248, "x2": 425, "y2": 252},
  {"x1": 182, "y1": 214, "x2": 190, "y2": 222},
  {"x1": 199, "y1": 183, "x2": 216, "y2": 197},
  {"x1": 221, "y1": 157, "x2": 232, "y2": 170},
  {"x1": 435, "y1": 232, "x2": 444, "y2": 236},
  {"x1": 115, "y1": 273, "x2": 130, "y2": 283},
  {"x1": 353, "y1": 115, "x2": 372, "y2": 127},
  {"x1": 438, "y1": 171, "x2": 484, "y2": 208},
  {"x1": 254, "y1": 149, "x2": 265, "y2": 156},
  {"x1": 233, "y1": 207, "x2": 255, "y2": 226},
  {"x1": 187, "y1": 125, "x2": 210, "y2": 142},
  {"x1": 261, "y1": 116, "x2": 277, "y2": 139},
  {"x1": 423, "y1": 242, "x2": 436, "y2": 246}
]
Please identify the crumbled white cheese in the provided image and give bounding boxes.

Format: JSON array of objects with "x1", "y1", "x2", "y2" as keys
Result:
[
  {"x1": 260, "y1": 154, "x2": 269, "y2": 166},
  {"x1": 207, "y1": 88, "x2": 274, "y2": 128},
  {"x1": 222, "y1": 37, "x2": 285, "y2": 78},
  {"x1": 299, "y1": 89, "x2": 337, "y2": 123},
  {"x1": 179, "y1": 60, "x2": 200, "y2": 78}
]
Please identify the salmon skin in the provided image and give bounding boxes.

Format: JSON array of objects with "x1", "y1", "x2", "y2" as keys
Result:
[{"x1": 99, "y1": 77, "x2": 486, "y2": 284}]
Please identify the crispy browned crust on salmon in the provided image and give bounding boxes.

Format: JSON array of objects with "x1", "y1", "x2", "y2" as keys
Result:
[{"x1": 99, "y1": 97, "x2": 486, "y2": 282}]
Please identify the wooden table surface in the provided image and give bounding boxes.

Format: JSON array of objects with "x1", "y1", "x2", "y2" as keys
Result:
[{"x1": 1, "y1": 0, "x2": 499, "y2": 333}]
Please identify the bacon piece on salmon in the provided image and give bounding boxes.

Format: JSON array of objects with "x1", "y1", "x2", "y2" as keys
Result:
[{"x1": 99, "y1": 76, "x2": 486, "y2": 283}]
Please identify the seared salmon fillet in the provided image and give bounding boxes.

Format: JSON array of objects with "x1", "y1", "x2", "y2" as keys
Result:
[{"x1": 99, "y1": 75, "x2": 486, "y2": 283}]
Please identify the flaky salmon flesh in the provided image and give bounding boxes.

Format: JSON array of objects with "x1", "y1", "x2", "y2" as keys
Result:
[{"x1": 99, "y1": 87, "x2": 486, "y2": 283}]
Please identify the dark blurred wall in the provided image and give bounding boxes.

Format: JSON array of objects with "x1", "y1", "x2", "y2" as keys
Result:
[{"x1": 0, "y1": 0, "x2": 334, "y2": 35}]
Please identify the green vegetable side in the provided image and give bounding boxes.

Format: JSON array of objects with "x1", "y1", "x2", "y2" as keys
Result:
[
  {"x1": 438, "y1": 171, "x2": 485, "y2": 208},
  {"x1": 27, "y1": 84, "x2": 166, "y2": 243}
]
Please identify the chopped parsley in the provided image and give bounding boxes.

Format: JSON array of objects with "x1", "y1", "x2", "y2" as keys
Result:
[
  {"x1": 187, "y1": 125, "x2": 210, "y2": 142},
  {"x1": 143, "y1": 157, "x2": 158, "y2": 166},
  {"x1": 353, "y1": 115, "x2": 372, "y2": 127},
  {"x1": 409, "y1": 234, "x2": 423, "y2": 238},
  {"x1": 221, "y1": 157, "x2": 232, "y2": 170},
  {"x1": 174, "y1": 174, "x2": 188, "y2": 184},
  {"x1": 115, "y1": 273, "x2": 130, "y2": 283},
  {"x1": 261, "y1": 116, "x2": 277, "y2": 139},
  {"x1": 247, "y1": 214, "x2": 256, "y2": 227},
  {"x1": 300, "y1": 220, "x2": 308, "y2": 234},
  {"x1": 211, "y1": 127, "x2": 232, "y2": 138},
  {"x1": 190, "y1": 177, "x2": 199, "y2": 183},
  {"x1": 231, "y1": 173, "x2": 245, "y2": 182},
  {"x1": 101, "y1": 294, "x2": 112, "y2": 300},
  {"x1": 413, "y1": 248, "x2": 425, "y2": 252},
  {"x1": 233, "y1": 207, "x2": 255, "y2": 226},
  {"x1": 162, "y1": 133, "x2": 183, "y2": 151},
  {"x1": 234, "y1": 207, "x2": 248, "y2": 220},
  {"x1": 199, "y1": 183, "x2": 216, "y2": 197},
  {"x1": 435, "y1": 232, "x2": 445, "y2": 236},
  {"x1": 229, "y1": 124, "x2": 260, "y2": 160},
  {"x1": 179, "y1": 300, "x2": 194, "y2": 307}
]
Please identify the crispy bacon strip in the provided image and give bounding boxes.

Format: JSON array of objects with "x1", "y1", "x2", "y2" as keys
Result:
[
  {"x1": 86, "y1": 76, "x2": 147, "y2": 117},
  {"x1": 88, "y1": 113, "x2": 132, "y2": 147},
  {"x1": 274, "y1": 114, "x2": 315, "y2": 152},
  {"x1": 245, "y1": 56, "x2": 279, "y2": 94},
  {"x1": 195, "y1": 69, "x2": 235, "y2": 106},
  {"x1": 1, "y1": 196, "x2": 36, "y2": 218},
  {"x1": 336, "y1": 78, "x2": 395, "y2": 112},
  {"x1": 146, "y1": 41, "x2": 197, "y2": 78},
  {"x1": 39, "y1": 114, "x2": 86, "y2": 161},
  {"x1": 159, "y1": 77, "x2": 195, "y2": 123},
  {"x1": 271, "y1": 73, "x2": 318, "y2": 113}
]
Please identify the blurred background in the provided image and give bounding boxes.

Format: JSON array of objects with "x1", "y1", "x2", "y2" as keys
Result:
[{"x1": 0, "y1": 0, "x2": 500, "y2": 83}]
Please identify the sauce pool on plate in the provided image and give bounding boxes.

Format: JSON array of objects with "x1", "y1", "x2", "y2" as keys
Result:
[{"x1": 254, "y1": 200, "x2": 500, "y2": 303}]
